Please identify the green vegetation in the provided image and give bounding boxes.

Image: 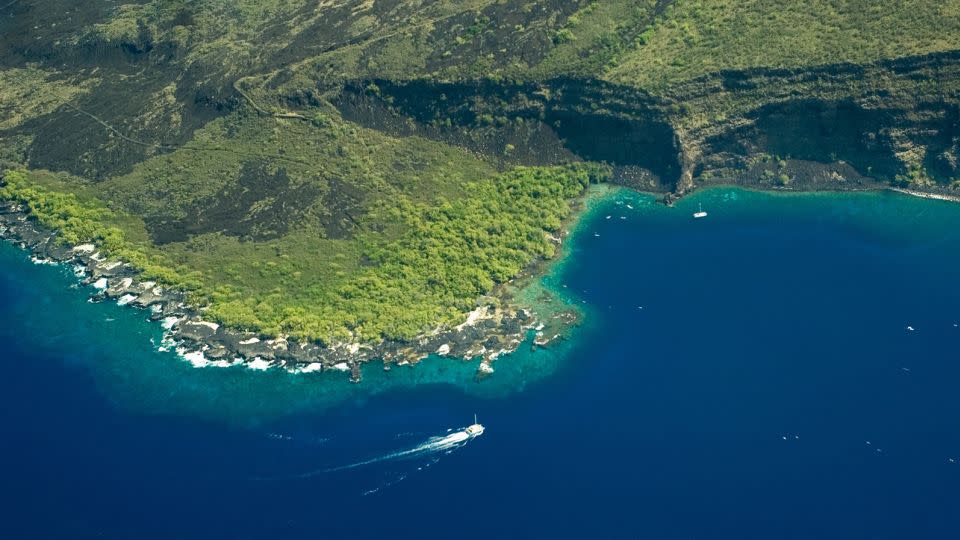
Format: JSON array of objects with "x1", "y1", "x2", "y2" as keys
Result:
[
  {"x1": 208, "y1": 163, "x2": 606, "y2": 341},
  {"x1": 99, "y1": 110, "x2": 494, "y2": 227},
  {"x1": 0, "y1": 67, "x2": 95, "y2": 131},
  {"x1": 3, "y1": 0, "x2": 960, "y2": 346},
  {"x1": 606, "y1": 0, "x2": 960, "y2": 89},
  {"x1": 532, "y1": 0, "x2": 658, "y2": 78},
  {"x1": 0, "y1": 170, "x2": 198, "y2": 288},
  {"x1": 2, "y1": 163, "x2": 608, "y2": 343}
]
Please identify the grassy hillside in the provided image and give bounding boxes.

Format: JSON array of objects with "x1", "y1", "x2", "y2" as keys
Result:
[{"x1": 606, "y1": 0, "x2": 960, "y2": 89}]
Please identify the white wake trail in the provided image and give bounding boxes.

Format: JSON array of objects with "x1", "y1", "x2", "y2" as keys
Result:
[
  {"x1": 323, "y1": 430, "x2": 472, "y2": 473},
  {"x1": 254, "y1": 424, "x2": 483, "y2": 486}
]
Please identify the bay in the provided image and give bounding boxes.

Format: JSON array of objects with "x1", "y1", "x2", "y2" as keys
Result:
[{"x1": 2, "y1": 187, "x2": 959, "y2": 539}]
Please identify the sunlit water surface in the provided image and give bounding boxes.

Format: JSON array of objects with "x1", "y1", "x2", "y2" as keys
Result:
[{"x1": 2, "y1": 187, "x2": 960, "y2": 539}]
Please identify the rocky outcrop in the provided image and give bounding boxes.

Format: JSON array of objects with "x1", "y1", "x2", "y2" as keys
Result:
[{"x1": 667, "y1": 51, "x2": 960, "y2": 194}]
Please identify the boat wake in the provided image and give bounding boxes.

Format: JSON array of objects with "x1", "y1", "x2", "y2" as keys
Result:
[
  {"x1": 258, "y1": 420, "x2": 484, "y2": 494},
  {"x1": 322, "y1": 426, "x2": 479, "y2": 474}
]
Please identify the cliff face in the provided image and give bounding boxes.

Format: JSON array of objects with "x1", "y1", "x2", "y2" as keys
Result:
[
  {"x1": 670, "y1": 51, "x2": 960, "y2": 194},
  {"x1": 332, "y1": 79, "x2": 682, "y2": 189},
  {"x1": 329, "y1": 50, "x2": 960, "y2": 197},
  {"x1": 3, "y1": 1, "x2": 958, "y2": 198}
]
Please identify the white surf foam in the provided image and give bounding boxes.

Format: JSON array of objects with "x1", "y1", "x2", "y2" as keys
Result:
[
  {"x1": 30, "y1": 256, "x2": 57, "y2": 266},
  {"x1": 178, "y1": 348, "x2": 210, "y2": 368},
  {"x1": 246, "y1": 358, "x2": 272, "y2": 371},
  {"x1": 161, "y1": 317, "x2": 179, "y2": 330},
  {"x1": 173, "y1": 347, "x2": 238, "y2": 369},
  {"x1": 295, "y1": 363, "x2": 323, "y2": 373}
]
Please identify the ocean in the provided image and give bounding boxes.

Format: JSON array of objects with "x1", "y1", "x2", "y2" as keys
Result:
[{"x1": 2, "y1": 187, "x2": 959, "y2": 539}]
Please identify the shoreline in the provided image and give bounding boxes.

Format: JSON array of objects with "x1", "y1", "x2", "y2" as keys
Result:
[
  {"x1": 670, "y1": 179, "x2": 960, "y2": 205},
  {"x1": 887, "y1": 187, "x2": 960, "y2": 203},
  {"x1": 500, "y1": 183, "x2": 624, "y2": 349},
  {"x1": 2, "y1": 179, "x2": 954, "y2": 384},
  {"x1": 0, "y1": 184, "x2": 609, "y2": 382}
]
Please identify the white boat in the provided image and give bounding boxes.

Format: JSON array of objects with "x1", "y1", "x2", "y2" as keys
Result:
[
  {"x1": 693, "y1": 203, "x2": 708, "y2": 219},
  {"x1": 465, "y1": 414, "x2": 485, "y2": 438}
]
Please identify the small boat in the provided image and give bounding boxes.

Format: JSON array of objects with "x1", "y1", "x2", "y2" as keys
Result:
[
  {"x1": 465, "y1": 414, "x2": 485, "y2": 438},
  {"x1": 693, "y1": 203, "x2": 708, "y2": 219}
]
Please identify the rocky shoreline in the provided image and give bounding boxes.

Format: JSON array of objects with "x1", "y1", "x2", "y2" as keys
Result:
[
  {"x1": 10, "y1": 176, "x2": 948, "y2": 382},
  {"x1": 888, "y1": 187, "x2": 960, "y2": 203},
  {"x1": 0, "y1": 199, "x2": 563, "y2": 382}
]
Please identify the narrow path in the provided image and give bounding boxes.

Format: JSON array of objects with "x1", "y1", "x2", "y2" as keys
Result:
[
  {"x1": 232, "y1": 1, "x2": 502, "y2": 117},
  {"x1": 64, "y1": 101, "x2": 314, "y2": 167}
]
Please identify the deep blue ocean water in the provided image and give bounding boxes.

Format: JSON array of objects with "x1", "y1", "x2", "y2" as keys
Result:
[{"x1": 2, "y1": 187, "x2": 960, "y2": 539}]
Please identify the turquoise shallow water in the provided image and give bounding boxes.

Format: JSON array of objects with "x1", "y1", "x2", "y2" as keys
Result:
[
  {"x1": 0, "y1": 240, "x2": 580, "y2": 425},
  {"x1": 2, "y1": 187, "x2": 960, "y2": 539}
]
